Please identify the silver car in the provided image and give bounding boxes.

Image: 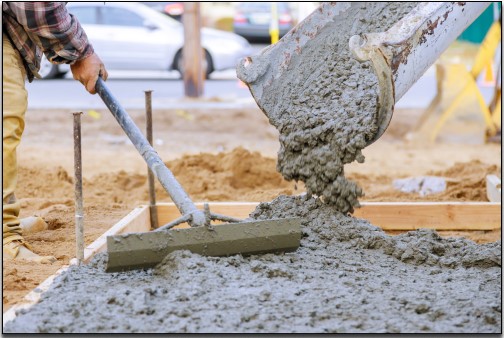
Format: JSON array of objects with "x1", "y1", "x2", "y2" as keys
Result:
[{"x1": 39, "y1": 2, "x2": 253, "y2": 79}]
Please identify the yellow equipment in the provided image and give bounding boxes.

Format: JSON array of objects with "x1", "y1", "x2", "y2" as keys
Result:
[{"x1": 427, "y1": 20, "x2": 501, "y2": 142}]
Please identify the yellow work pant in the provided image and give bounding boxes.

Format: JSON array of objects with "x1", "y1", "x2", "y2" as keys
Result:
[{"x1": 3, "y1": 33, "x2": 28, "y2": 242}]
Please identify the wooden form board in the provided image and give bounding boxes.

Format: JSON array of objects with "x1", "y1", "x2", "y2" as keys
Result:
[
  {"x1": 2, "y1": 266, "x2": 69, "y2": 327},
  {"x1": 83, "y1": 206, "x2": 150, "y2": 263},
  {"x1": 355, "y1": 202, "x2": 501, "y2": 231},
  {"x1": 3, "y1": 200, "x2": 501, "y2": 327},
  {"x1": 2, "y1": 206, "x2": 150, "y2": 327},
  {"x1": 157, "y1": 202, "x2": 502, "y2": 231}
]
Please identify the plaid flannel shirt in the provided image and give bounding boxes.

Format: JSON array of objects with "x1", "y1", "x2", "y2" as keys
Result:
[{"x1": 2, "y1": 2, "x2": 94, "y2": 82}]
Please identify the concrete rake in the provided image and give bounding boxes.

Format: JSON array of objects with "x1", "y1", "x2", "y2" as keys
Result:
[{"x1": 95, "y1": 78, "x2": 301, "y2": 272}]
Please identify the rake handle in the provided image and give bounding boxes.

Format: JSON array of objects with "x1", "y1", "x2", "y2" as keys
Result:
[{"x1": 95, "y1": 78, "x2": 207, "y2": 227}]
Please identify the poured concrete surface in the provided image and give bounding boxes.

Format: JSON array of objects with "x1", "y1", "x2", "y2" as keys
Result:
[{"x1": 4, "y1": 196, "x2": 501, "y2": 333}]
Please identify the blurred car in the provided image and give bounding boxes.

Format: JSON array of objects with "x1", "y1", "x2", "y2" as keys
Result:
[
  {"x1": 38, "y1": 2, "x2": 253, "y2": 79},
  {"x1": 233, "y1": 2, "x2": 294, "y2": 41},
  {"x1": 140, "y1": 2, "x2": 183, "y2": 21}
]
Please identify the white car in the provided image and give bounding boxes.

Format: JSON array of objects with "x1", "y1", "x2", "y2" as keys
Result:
[{"x1": 39, "y1": 2, "x2": 253, "y2": 79}]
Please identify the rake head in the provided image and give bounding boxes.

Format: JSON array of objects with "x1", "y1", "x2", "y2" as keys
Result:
[{"x1": 106, "y1": 217, "x2": 302, "y2": 272}]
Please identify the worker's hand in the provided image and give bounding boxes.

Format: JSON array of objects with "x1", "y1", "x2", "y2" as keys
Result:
[{"x1": 70, "y1": 53, "x2": 108, "y2": 94}]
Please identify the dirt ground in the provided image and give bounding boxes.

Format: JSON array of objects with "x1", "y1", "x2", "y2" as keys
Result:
[{"x1": 2, "y1": 104, "x2": 501, "y2": 312}]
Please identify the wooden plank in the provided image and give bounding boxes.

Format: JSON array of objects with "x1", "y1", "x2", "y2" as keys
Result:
[
  {"x1": 354, "y1": 202, "x2": 501, "y2": 231},
  {"x1": 156, "y1": 202, "x2": 501, "y2": 231},
  {"x1": 486, "y1": 175, "x2": 502, "y2": 203},
  {"x1": 83, "y1": 206, "x2": 150, "y2": 263}
]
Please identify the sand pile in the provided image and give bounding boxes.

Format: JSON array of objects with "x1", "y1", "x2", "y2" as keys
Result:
[
  {"x1": 161, "y1": 147, "x2": 298, "y2": 201},
  {"x1": 17, "y1": 148, "x2": 294, "y2": 210},
  {"x1": 350, "y1": 159, "x2": 501, "y2": 202},
  {"x1": 4, "y1": 195, "x2": 500, "y2": 333},
  {"x1": 429, "y1": 160, "x2": 501, "y2": 201}
]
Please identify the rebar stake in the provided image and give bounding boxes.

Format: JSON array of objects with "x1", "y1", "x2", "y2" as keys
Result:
[
  {"x1": 145, "y1": 90, "x2": 159, "y2": 229},
  {"x1": 73, "y1": 112, "x2": 84, "y2": 264}
]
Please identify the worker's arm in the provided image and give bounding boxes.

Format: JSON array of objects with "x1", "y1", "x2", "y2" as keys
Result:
[{"x1": 6, "y1": 2, "x2": 108, "y2": 93}]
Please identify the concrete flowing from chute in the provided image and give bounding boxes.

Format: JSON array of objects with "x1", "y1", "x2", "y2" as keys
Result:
[{"x1": 239, "y1": 2, "x2": 417, "y2": 213}]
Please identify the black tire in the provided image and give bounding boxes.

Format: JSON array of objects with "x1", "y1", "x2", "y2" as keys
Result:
[
  {"x1": 174, "y1": 49, "x2": 213, "y2": 79},
  {"x1": 38, "y1": 56, "x2": 61, "y2": 79}
]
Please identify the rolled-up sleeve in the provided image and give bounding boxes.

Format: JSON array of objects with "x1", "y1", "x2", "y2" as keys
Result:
[{"x1": 7, "y1": 2, "x2": 94, "y2": 64}]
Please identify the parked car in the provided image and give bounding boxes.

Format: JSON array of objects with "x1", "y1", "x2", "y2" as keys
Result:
[
  {"x1": 140, "y1": 2, "x2": 183, "y2": 21},
  {"x1": 38, "y1": 2, "x2": 253, "y2": 79},
  {"x1": 233, "y1": 2, "x2": 295, "y2": 41}
]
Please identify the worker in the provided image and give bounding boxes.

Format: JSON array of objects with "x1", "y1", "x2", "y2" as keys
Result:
[{"x1": 3, "y1": 2, "x2": 108, "y2": 263}]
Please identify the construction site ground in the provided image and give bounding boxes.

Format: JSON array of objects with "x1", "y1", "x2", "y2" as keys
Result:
[{"x1": 3, "y1": 104, "x2": 501, "y2": 314}]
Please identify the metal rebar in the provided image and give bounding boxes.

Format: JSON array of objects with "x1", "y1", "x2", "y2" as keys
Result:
[
  {"x1": 154, "y1": 214, "x2": 192, "y2": 232},
  {"x1": 209, "y1": 213, "x2": 243, "y2": 224},
  {"x1": 145, "y1": 90, "x2": 159, "y2": 229},
  {"x1": 73, "y1": 112, "x2": 84, "y2": 264}
]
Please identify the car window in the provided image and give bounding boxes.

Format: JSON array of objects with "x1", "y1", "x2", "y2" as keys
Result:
[
  {"x1": 69, "y1": 6, "x2": 98, "y2": 24},
  {"x1": 277, "y1": 3, "x2": 290, "y2": 12},
  {"x1": 101, "y1": 7, "x2": 145, "y2": 27},
  {"x1": 140, "y1": 5, "x2": 181, "y2": 27}
]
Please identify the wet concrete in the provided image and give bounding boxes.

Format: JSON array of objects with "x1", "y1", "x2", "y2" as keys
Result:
[
  {"x1": 4, "y1": 2, "x2": 501, "y2": 333},
  {"x1": 4, "y1": 196, "x2": 501, "y2": 333},
  {"x1": 238, "y1": 3, "x2": 418, "y2": 213}
]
